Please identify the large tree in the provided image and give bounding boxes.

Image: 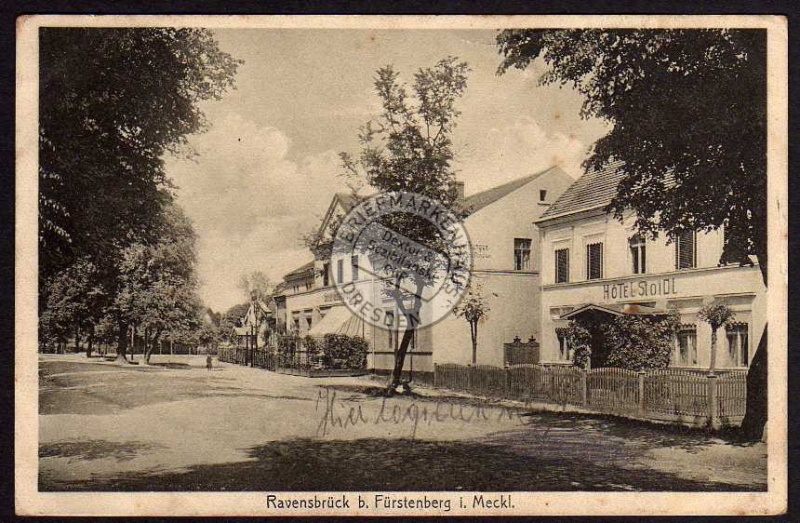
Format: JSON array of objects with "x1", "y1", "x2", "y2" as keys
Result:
[
  {"x1": 341, "y1": 57, "x2": 470, "y2": 392},
  {"x1": 38, "y1": 257, "x2": 106, "y2": 355},
  {"x1": 497, "y1": 29, "x2": 767, "y2": 438},
  {"x1": 39, "y1": 27, "x2": 240, "y2": 356},
  {"x1": 39, "y1": 28, "x2": 239, "y2": 277},
  {"x1": 113, "y1": 204, "x2": 199, "y2": 362}
]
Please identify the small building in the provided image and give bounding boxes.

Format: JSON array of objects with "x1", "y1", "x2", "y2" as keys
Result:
[
  {"x1": 535, "y1": 162, "x2": 766, "y2": 370},
  {"x1": 234, "y1": 292, "x2": 272, "y2": 350}
]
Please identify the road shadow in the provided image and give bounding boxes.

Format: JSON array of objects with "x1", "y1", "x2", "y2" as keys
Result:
[
  {"x1": 40, "y1": 437, "x2": 765, "y2": 492},
  {"x1": 40, "y1": 439, "x2": 163, "y2": 462}
]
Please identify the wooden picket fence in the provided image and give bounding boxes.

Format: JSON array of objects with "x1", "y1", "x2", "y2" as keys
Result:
[{"x1": 433, "y1": 363, "x2": 747, "y2": 428}]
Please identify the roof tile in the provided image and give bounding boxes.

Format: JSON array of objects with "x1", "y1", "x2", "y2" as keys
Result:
[{"x1": 539, "y1": 161, "x2": 625, "y2": 220}]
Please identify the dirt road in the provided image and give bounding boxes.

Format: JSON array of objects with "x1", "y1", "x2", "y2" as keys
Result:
[{"x1": 39, "y1": 354, "x2": 767, "y2": 491}]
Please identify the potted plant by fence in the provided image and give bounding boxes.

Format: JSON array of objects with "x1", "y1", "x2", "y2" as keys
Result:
[{"x1": 698, "y1": 300, "x2": 735, "y2": 376}]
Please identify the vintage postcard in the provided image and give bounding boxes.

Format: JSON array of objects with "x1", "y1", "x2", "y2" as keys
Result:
[{"x1": 16, "y1": 14, "x2": 788, "y2": 517}]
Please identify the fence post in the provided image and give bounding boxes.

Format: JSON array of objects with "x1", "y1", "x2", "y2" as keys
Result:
[
  {"x1": 467, "y1": 364, "x2": 472, "y2": 392},
  {"x1": 707, "y1": 374, "x2": 720, "y2": 429},
  {"x1": 581, "y1": 369, "x2": 588, "y2": 407},
  {"x1": 433, "y1": 363, "x2": 438, "y2": 388},
  {"x1": 504, "y1": 364, "x2": 510, "y2": 398},
  {"x1": 638, "y1": 371, "x2": 646, "y2": 417}
]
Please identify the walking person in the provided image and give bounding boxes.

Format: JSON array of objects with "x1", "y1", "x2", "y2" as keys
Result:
[{"x1": 206, "y1": 354, "x2": 213, "y2": 371}]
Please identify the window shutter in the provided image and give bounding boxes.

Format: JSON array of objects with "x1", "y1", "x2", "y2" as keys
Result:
[
  {"x1": 586, "y1": 242, "x2": 603, "y2": 279},
  {"x1": 555, "y1": 248, "x2": 569, "y2": 283},
  {"x1": 676, "y1": 230, "x2": 696, "y2": 269}
]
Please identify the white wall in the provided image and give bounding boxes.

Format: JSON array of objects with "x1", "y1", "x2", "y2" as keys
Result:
[
  {"x1": 429, "y1": 168, "x2": 573, "y2": 366},
  {"x1": 539, "y1": 211, "x2": 766, "y2": 369}
]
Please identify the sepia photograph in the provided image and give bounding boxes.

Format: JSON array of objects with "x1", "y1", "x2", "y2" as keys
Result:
[{"x1": 15, "y1": 14, "x2": 787, "y2": 517}]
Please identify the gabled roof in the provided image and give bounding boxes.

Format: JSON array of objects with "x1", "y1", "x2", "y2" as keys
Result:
[
  {"x1": 334, "y1": 192, "x2": 357, "y2": 212},
  {"x1": 538, "y1": 161, "x2": 625, "y2": 222},
  {"x1": 283, "y1": 260, "x2": 315, "y2": 282},
  {"x1": 313, "y1": 192, "x2": 360, "y2": 249},
  {"x1": 560, "y1": 302, "x2": 670, "y2": 320},
  {"x1": 462, "y1": 166, "x2": 563, "y2": 216}
]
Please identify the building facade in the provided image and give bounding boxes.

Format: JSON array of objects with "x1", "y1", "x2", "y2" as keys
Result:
[
  {"x1": 273, "y1": 166, "x2": 575, "y2": 375},
  {"x1": 536, "y1": 163, "x2": 766, "y2": 371}
]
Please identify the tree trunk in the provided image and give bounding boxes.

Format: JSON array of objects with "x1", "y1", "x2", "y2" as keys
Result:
[
  {"x1": 708, "y1": 328, "x2": 717, "y2": 376},
  {"x1": 86, "y1": 325, "x2": 94, "y2": 358},
  {"x1": 741, "y1": 239, "x2": 768, "y2": 440},
  {"x1": 389, "y1": 320, "x2": 416, "y2": 391},
  {"x1": 115, "y1": 317, "x2": 129, "y2": 362},
  {"x1": 471, "y1": 321, "x2": 478, "y2": 365},
  {"x1": 130, "y1": 323, "x2": 136, "y2": 361},
  {"x1": 143, "y1": 327, "x2": 151, "y2": 364},
  {"x1": 145, "y1": 330, "x2": 161, "y2": 364},
  {"x1": 388, "y1": 277, "x2": 424, "y2": 392},
  {"x1": 741, "y1": 324, "x2": 768, "y2": 440}
]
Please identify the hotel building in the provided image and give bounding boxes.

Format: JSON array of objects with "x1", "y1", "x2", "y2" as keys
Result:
[{"x1": 535, "y1": 163, "x2": 766, "y2": 370}]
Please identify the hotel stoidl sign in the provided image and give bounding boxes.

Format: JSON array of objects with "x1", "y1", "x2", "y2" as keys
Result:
[{"x1": 602, "y1": 277, "x2": 677, "y2": 302}]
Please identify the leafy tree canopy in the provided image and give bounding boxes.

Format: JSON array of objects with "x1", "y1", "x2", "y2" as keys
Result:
[
  {"x1": 498, "y1": 29, "x2": 768, "y2": 438},
  {"x1": 39, "y1": 28, "x2": 241, "y2": 283},
  {"x1": 339, "y1": 57, "x2": 470, "y2": 390},
  {"x1": 341, "y1": 56, "x2": 470, "y2": 254},
  {"x1": 497, "y1": 29, "x2": 766, "y2": 279},
  {"x1": 238, "y1": 271, "x2": 273, "y2": 302}
]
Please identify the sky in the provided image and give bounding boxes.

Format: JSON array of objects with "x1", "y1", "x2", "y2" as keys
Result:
[{"x1": 164, "y1": 29, "x2": 611, "y2": 312}]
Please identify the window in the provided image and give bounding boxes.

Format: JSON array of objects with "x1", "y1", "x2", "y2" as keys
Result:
[
  {"x1": 539, "y1": 189, "x2": 547, "y2": 202},
  {"x1": 555, "y1": 248, "x2": 570, "y2": 283},
  {"x1": 586, "y1": 242, "x2": 604, "y2": 280},
  {"x1": 322, "y1": 263, "x2": 330, "y2": 287},
  {"x1": 675, "y1": 324, "x2": 698, "y2": 366},
  {"x1": 351, "y1": 255, "x2": 359, "y2": 281},
  {"x1": 337, "y1": 259, "x2": 344, "y2": 283},
  {"x1": 306, "y1": 316, "x2": 312, "y2": 330},
  {"x1": 675, "y1": 230, "x2": 697, "y2": 270},
  {"x1": 514, "y1": 238, "x2": 532, "y2": 270},
  {"x1": 726, "y1": 323, "x2": 749, "y2": 367},
  {"x1": 629, "y1": 234, "x2": 647, "y2": 274},
  {"x1": 556, "y1": 328, "x2": 572, "y2": 362}
]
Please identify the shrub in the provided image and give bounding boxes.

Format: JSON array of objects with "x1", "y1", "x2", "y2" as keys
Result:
[
  {"x1": 567, "y1": 321, "x2": 592, "y2": 369},
  {"x1": 569, "y1": 311, "x2": 680, "y2": 371},
  {"x1": 303, "y1": 335, "x2": 319, "y2": 355},
  {"x1": 277, "y1": 333, "x2": 300, "y2": 366},
  {"x1": 321, "y1": 334, "x2": 368, "y2": 370},
  {"x1": 603, "y1": 311, "x2": 681, "y2": 371}
]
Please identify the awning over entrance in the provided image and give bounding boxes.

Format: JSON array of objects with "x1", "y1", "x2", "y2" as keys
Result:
[
  {"x1": 560, "y1": 303, "x2": 670, "y2": 320},
  {"x1": 307, "y1": 306, "x2": 366, "y2": 338}
]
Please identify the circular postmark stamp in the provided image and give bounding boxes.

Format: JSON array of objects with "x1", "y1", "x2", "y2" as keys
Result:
[{"x1": 331, "y1": 191, "x2": 472, "y2": 331}]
